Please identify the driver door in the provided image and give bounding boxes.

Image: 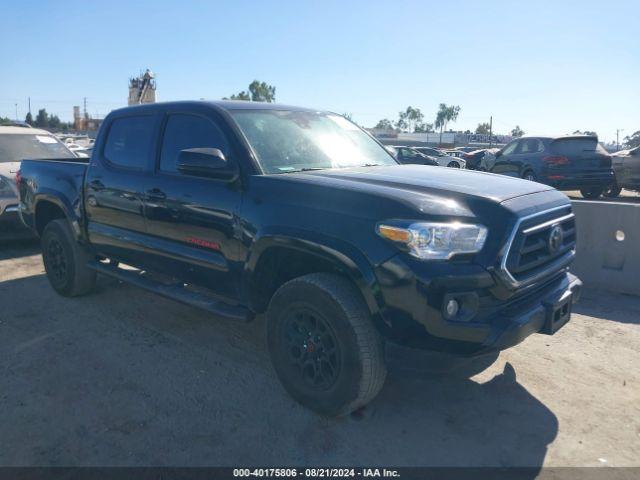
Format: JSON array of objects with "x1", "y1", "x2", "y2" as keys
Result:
[{"x1": 142, "y1": 108, "x2": 243, "y2": 301}]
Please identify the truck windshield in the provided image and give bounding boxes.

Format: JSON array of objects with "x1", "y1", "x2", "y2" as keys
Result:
[
  {"x1": 0, "y1": 134, "x2": 75, "y2": 163},
  {"x1": 230, "y1": 110, "x2": 398, "y2": 174}
]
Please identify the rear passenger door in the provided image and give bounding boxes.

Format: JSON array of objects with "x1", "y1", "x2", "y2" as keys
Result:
[
  {"x1": 514, "y1": 138, "x2": 545, "y2": 177},
  {"x1": 142, "y1": 109, "x2": 243, "y2": 301},
  {"x1": 85, "y1": 113, "x2": 160, "y2": 265}
]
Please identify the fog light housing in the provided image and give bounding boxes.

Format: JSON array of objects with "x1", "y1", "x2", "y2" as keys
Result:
[
  {"x1": 442, "y1": 292, "x2": 480, "y2": 322},
  {"x1": 445, "y1": 299, "x2": 460, "y2": 318}
]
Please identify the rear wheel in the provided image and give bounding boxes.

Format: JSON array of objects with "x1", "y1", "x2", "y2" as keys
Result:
[
  {"x1": 522, "y1": 170, "x2": 536, "y2": 182},
  {"x1": 41, "y1": 219, "x2": 97, "y2": 297},
  {"x1": 580, "y1": 187, "x2": 604, "y2": 200},
  {"x1": 604, "y1": 184, "x2": 622, "y2": 198},
  {"x1": 267, "y1": 273, "x2": 386, "y2": 416},
  {"x1": 447, "y1": 161, "x2": 460, "y2": 168}
]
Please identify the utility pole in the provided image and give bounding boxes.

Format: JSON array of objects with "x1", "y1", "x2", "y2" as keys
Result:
[
  {"x1": 489, "y1": 116, "x2": 493, "y2": 147},
  {"x1": 616, "y1": 129, "x2": 624, "y2": 151},
  {"x1": 15, "y1": 103, "x2": 18, "y2": 121},
  {"x1": 28, "y1": 97, "x2": 31, "y2": 116}
]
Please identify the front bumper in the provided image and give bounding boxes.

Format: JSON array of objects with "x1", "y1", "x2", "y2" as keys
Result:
[
  {"x1": 373, "y1": 254, "x2": 582, "y2": 356},
  {"x1": 475, "y1": 273, "x2": 581, "y2": 355}
]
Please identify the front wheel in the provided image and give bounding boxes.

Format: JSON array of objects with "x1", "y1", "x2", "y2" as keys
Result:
[
  {"x1": 267, "y1": 273, "x2": 386, "y2": 416},
  {"x1": 604, "y1": 184, "x2": 622, "y2": 198},
  {"x1": 522, "y1": 170, "x2": 536, "y2": 182},
  {"x1": 41, "y1": 219, "x2": 97, "y2": 297},
  {"x1": 447, "y1": 161, "x2": 461, "y2": 168},
  {"x1": 580, "y1": 187, "x2": 604, "y2": 200}
]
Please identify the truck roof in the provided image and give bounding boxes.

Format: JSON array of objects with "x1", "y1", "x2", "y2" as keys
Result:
[{"x1": 108, "y1": 100, "x2": 325, "y2": 116}]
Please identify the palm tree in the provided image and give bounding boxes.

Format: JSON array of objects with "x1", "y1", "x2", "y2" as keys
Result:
[{"x1": 434, "y1": 104, "x2": 461, "y2": 146}]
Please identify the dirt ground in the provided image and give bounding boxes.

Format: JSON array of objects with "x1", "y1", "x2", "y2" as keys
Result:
[{"x1": 0, "y1": 239, "x2": 638, "y2": 468}]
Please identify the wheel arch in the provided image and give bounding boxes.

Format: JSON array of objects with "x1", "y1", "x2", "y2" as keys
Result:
[
  {"x1": 244, "y1": 232, "x2": 383, "y2": 321},
  {"x1": 32, "y1": 191, "x2": 84, "y2": 239}
]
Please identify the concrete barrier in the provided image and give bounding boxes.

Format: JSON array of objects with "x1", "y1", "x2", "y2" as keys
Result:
[{"x1": 570, "y1": 200, "x2": 640, "y2": 296}]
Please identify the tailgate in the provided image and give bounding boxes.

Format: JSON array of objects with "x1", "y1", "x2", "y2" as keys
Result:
[{"x1": 551, "y1": 137, "x2": 611, "y2": 171}]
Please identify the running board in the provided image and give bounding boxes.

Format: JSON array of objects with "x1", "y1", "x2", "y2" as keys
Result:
[{"x1": 88, "y1": 261, "x2": 252, "y2": 322}]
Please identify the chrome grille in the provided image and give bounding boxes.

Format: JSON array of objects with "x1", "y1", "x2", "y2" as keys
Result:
[{"x1": 502, "y1": 205, "x2": 576, "y2": 286}]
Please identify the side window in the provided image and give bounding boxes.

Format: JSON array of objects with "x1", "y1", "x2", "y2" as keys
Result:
[
  {"x1": 520, "y1": 138, "x2": 544, "y2": 154},
  {"x1": 502, "y1": 140, "x2": 519, "y2": 156},
  {"x1": 159, "y1": 114, "x2": 230, "y2": 173},
  {"x1": 402, "y1": 148, "x2": 419, "y2": 158},
  {"x1": 104, "y1": 115, "x2": 156, "y2": 169}
]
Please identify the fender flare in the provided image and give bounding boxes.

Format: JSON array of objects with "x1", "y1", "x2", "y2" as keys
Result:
[
  {"x1": 32, "y1": 191, "x2": 83, "y2": 239},
  {"x1": 244, "y1": 227, "x2": 385, "y2": 318}
]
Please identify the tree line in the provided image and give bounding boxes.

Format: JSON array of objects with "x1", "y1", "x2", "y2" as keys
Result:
[
  {"x1": 4, "y1": 80, "x2": 637, "y2": 148},
  {"x1": 374, "y1": 105, "x2": 526, "y2": 139}
]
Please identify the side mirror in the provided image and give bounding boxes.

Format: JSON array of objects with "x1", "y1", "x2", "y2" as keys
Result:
[{"x1": 177, "y1": 148, "x2": 237, "y2": 180}]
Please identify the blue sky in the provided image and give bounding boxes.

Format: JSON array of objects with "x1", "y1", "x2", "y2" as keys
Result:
[{"x1": 1, "y1": 0, "x2": 637, "y2": 142}]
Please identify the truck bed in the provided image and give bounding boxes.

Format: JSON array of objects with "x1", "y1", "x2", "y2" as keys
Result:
[{"x1": 18, "y1": 158, "x2": 89, "y2": 234}]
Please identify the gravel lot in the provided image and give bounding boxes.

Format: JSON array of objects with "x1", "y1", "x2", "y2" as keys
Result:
[{"x1": 0, "y1": 239, "x2": 638, "y2": 468}]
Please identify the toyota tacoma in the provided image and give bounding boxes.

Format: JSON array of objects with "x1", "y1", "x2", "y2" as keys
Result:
[{"x1": 18, "y1": 101, "x2": 582, "y2": 416}]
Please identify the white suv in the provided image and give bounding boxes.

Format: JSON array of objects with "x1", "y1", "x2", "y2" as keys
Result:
[{"x1": 0, "y1": 126, "x2": 75, "y2": 233}]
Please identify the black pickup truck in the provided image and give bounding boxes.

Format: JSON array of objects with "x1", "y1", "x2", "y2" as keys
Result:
[{"x1": 18, "y1": 101, "x2": 582, "y2": 416}]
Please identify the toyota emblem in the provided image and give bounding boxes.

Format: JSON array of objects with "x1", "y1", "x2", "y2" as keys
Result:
[{"x1": 548, "y1": 225, "x2": 563, "y2": 254}]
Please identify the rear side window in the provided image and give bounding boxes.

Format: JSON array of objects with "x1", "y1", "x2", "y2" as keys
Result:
[
  {"x1": 552, "y1": 138, "x2": 598, "y2": 155},
  {"x1": 104, "y1": 115, "x2": 156, "y2": 169},
  {"x1": 159, "y1": 114, "x2": 230, "y2": 173},
  {"x1": 519, "y1": 138, "x2": 544, "y2": 154}
]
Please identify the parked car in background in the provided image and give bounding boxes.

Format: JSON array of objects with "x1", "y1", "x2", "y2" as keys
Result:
[
  {"x1": 413, "y1": 146, "x2": 466, "y2": 168},
  {"x1": 462, "y1": 149, "x2": 490, "y2": 170},
  {"x1": 392, "y1": 146, "x2": 439, "y2": 166},
  {"x1": 605, "y1": 146, "x2": 640, "y2": 197},
  {"x1": 455, "y1": 146, "x2": 479, "y2": 153},
  {"x1": 0, "y1": 126, "x2": 76, "y2": 234},
  {"x1": 445, "y1": 150, "x2": 466, "y2": 159},
  {"x1": 489, "y1": 135, "x2": 613, "y2": 199}
]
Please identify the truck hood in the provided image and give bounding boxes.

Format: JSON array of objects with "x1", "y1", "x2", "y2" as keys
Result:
[{"x1": 288, "y1": 164, "x2": 554, "y2": 203}]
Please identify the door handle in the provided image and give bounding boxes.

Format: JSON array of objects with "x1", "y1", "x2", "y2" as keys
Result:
[
  {"x1": 146, "y1": 188, "x2": 167, "y2": 201},
  {"x1": 89, "y1": 179, "x2": 105, "y2": 191}
]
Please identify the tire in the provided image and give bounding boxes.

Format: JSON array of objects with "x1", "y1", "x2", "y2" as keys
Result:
[
  {"x1": 522, "y1": 170, "x2": 536, "y2": 182},
  {"x1": 447, "y1": 161, "x2": 460, "y2": 168},
  {"x1": 580, "y1": 187, "x2": 604, "y2": 200},
  {"x1": 267, "y1": 273, "x2": 386, "y2": 416},
  {"x1": 604, "y1": 184, "x2": 622, "y2": 198},
  {"x1": 41, "y1": 219, "x2": 97, "y2": 297}
]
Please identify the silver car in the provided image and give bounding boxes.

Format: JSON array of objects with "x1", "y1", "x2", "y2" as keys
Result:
[
  {"x1": 606, "y1": 146, "x2": 640, "y2": 197},
  {"x1": 0, "y1": 126, "x2": 76, "y2": 233}
]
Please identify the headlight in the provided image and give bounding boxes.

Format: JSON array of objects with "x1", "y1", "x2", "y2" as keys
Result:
[{"x1": 377, "y1": 222, "x2": 488, "y2": 260}]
